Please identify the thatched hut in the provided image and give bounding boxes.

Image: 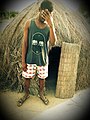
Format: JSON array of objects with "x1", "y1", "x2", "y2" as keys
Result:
[{"x1": 0, "y1": 0, "x2": 90, "y2": 98}]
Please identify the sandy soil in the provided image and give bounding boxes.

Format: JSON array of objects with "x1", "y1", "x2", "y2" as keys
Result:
[
  {"x1": 0, "y1": 90, "x2": 68, "y2": 120},
  {"x1": 0, "y1": 88, "x2": 90, "y2": 120}
]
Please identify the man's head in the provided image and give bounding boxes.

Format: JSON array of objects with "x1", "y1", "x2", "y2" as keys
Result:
[
  {"x1": 40, "y1": 0, "x2": 53, "y2": 13},
  {"x1": 39, "y1": 0, "x2": 53, "y2": 23}
]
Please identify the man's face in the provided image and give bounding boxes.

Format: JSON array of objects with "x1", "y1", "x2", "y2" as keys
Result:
[{"x1": 39, "y1": 9, "x2": 51, "y2": 23}]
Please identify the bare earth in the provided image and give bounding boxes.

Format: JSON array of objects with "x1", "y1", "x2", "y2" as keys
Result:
[
  {"x1": 0, "y1": 88, "x2": 90, "y2": 120},
  {"x1": 0, "y1": 90, "x2": 67, "y2": 120}
]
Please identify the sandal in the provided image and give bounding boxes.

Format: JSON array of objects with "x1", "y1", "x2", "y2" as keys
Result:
[
  {"x1": 38, "y1": 94, "x2": 49, "y2": 105},
  {"x1": 17, "y1": 95, "x2": 30, "y2": 107}
]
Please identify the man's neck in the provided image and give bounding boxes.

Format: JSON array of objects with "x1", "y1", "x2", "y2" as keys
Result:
[
  {"x1": 37, "y1": 17, "x2": 45, "y2": 24},
  {"x1": 35, "y1": 17, "x2": 46, "y2": 29}
]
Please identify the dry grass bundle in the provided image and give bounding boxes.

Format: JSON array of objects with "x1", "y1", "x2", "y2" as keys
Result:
[{"x1": 0, "y1": 1, "x2": 90, "y2": 94}]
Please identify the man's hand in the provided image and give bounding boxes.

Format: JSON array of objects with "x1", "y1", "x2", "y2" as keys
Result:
[
  {"x1": 41, "y1": 9, "x2": 53, "y2": 27},
  {"x1": 22, "y1": 62, "x2": 27, "y2": 71}
]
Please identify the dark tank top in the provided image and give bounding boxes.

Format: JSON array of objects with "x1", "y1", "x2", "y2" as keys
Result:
[{"x1": 26, "y1": 19, "x2": 50, "y2": 66}]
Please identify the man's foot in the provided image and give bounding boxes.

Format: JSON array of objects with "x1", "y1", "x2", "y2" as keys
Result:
[
  {"x1": 38, "y1": 94, "x2": 49, "y2": 105},
  {"x1": 17, "y1": 95, "x2": 30, "y2": 107}
]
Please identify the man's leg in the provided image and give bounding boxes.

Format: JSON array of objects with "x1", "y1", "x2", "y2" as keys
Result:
[
  {"x1": 37, "y1": 65, "x2": 49, "y2": 105},
  {"x1": 17, "y1": 78, "x2": 30, "y2": 107},
  {"x1": 17, "y1": 64, "x2": 36, "y2": 107},
  {"x1": 24, "y1": 78, "x2": 31, "y2": 97},
  {"x1": 39, "y1": 78, "x2": 49, "y2": 105},
  {"x1": 22, "y1": 64, "x2": 36, "y2": 97},
  {"x1": 39, "y1": 79, "x2": 45, "y2": 97}
]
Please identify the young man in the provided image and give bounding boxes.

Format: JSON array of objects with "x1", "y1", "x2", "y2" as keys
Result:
[{"x1": 17, "y1": 0, "x2": 57, "y2": 107}]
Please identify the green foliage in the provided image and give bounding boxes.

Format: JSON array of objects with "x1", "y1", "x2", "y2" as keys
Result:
[{"x1": 0, "y1": 10, "x2": 19, "y2": 20}]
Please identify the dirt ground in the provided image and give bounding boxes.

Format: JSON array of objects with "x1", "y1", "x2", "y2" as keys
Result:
[
  {"x1": 0, "y1": 89, "x2": 68, "y2": 120},
  {"x1": 0, "y1": 88, "x2": 90, "y2": 120}
]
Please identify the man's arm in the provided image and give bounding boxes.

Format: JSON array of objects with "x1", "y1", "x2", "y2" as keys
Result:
[
  {"x1": 49, "y1": 19, "x2": 57, "y2": 46},
  {"x1": 22, "y1": 20, "x2": 30, "y2": 71},
  {"x1": 42, "y1": 9, "x2": 57, "y2": 46}
]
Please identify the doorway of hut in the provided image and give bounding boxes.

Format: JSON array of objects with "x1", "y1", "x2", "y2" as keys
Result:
[{"x1": 46, "y1": 46, "x2": 61, "y2": 93}]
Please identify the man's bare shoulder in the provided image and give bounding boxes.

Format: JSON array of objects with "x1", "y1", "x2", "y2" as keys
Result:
[
  {"x1": 25, "y1": 20, "x2": 31, "y2": 28},
  {"x1": 25, "y1": 18, "x2": 35, "y2": 28}
]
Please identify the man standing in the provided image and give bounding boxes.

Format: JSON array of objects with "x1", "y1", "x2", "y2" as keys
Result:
[{"x1": 17, "y1": 0, "x2": 57, "y2": 107}]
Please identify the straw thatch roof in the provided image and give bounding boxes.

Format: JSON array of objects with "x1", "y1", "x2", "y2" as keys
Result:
[{"x1": 0, "y1": 0, "x2": 90, "y2": 92}]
